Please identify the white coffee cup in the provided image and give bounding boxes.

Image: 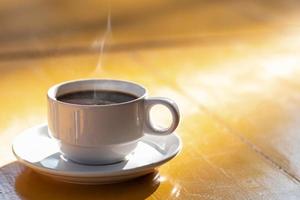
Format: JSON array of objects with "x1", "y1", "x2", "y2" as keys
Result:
[{"x1": 47, "y1": 79, "x2": 180, "y2": 165}]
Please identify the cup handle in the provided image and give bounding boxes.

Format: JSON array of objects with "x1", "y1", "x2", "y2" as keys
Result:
[{"x1": 144, "y1": 97, "x2": 180, "y2": 135}]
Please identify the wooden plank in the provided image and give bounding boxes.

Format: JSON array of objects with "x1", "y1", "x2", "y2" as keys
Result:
[
  {"x1": 134, "y1": 35, "x2": 300, "y2": 182},
  {"x1": 0, "y1": 54, "x2": 300, "y2": 199}
]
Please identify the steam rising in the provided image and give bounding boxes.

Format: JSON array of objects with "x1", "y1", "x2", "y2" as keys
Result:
[
  {"x1": 91, "y1": 4, "x2": 112, "y2": 99},
  {"x1": 92, "y1": 7, "x2": 112, "y2": 74}
]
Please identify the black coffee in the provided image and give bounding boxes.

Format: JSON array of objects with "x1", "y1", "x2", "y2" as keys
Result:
[{"x1": 57, "y1": 90, "x2": 138, "y2": 105}]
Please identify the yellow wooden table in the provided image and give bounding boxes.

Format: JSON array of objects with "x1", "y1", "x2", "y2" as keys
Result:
[{"x1": 1, "y1": 0, "x2": 300, "y2": 199}]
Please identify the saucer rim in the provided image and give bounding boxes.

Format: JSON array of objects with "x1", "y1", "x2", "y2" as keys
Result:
[{"x1": 12, "y1": 123, "x2": 182, "y2": 178}]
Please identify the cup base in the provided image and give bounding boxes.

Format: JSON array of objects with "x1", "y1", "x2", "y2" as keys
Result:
[
  {"x1": 59, "y1": 141, "x2": 138, "y2": 165},
  {"x1": 63, "y1": 154, "x2": 125, "y2": 166}
]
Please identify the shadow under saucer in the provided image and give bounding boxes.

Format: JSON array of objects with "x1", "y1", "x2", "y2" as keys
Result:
[{"x1": 0, "y1": 161, "x2": 160, "y2": 200}]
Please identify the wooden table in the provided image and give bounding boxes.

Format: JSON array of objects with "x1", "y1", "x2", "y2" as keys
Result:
[{"x1": 1, "y1": 0, "x2": 300, "y2": 199}]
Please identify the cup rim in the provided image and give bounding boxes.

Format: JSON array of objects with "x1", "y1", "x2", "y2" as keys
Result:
[{"x1": 47, "y1": 79, "x2": 147, "y2": 107}]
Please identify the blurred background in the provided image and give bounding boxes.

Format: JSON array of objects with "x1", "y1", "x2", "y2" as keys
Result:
[{"x1": 2, "y1": 0, "x2": 300, "y2": 57}]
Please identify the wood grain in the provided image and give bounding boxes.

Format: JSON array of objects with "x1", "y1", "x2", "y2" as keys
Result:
[
  {"x1": 0, "y1": 52, "x2": 300, "y2": 199},
  {"x1": 135, "y1": 41, "x2": 300, "y2": 181}
]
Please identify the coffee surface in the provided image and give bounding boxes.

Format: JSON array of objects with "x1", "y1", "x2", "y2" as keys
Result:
[{"x1": 57, "y1": 90, "x2": 137, "y2": 105}]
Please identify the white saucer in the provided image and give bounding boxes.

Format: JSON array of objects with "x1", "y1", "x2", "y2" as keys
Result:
[{"x1": 12, "y1": 124, "x2": 181, "y2": 184}]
